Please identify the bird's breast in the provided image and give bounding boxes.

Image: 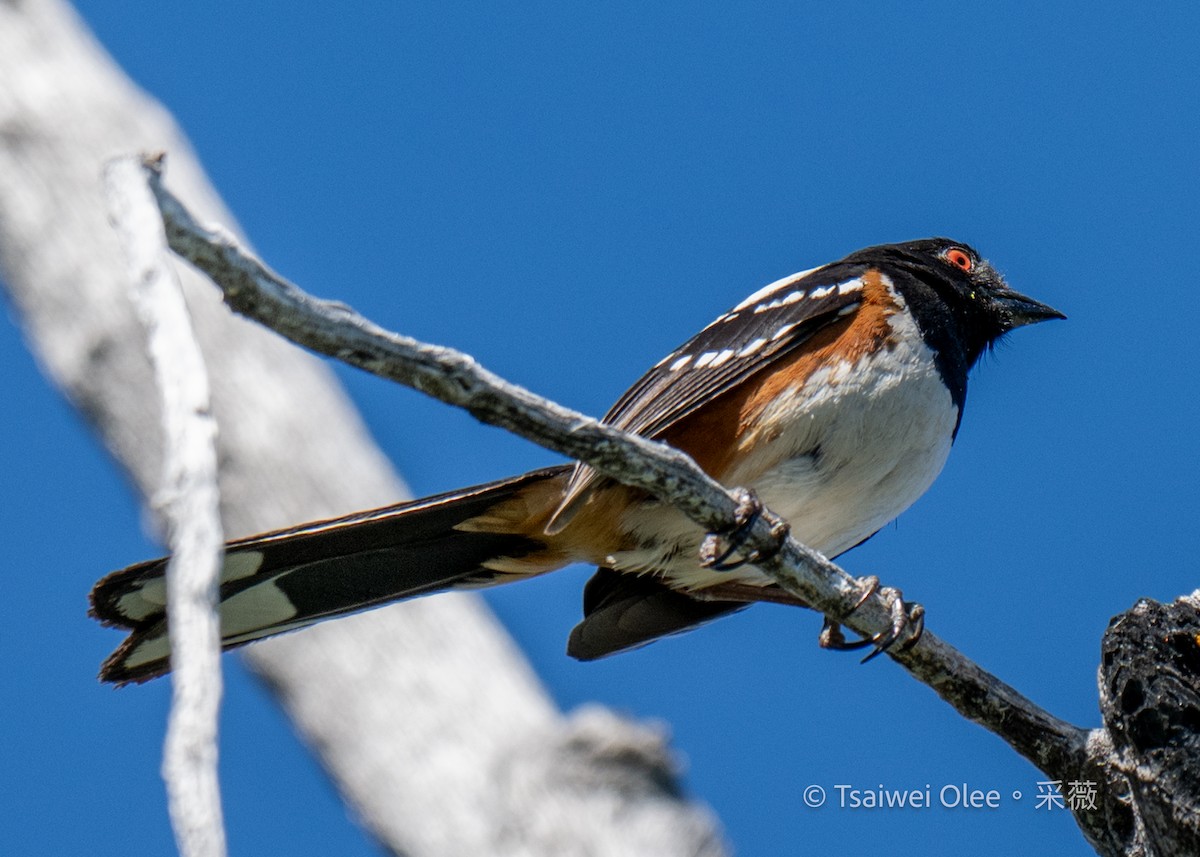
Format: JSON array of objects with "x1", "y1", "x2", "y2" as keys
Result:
[{"x1": 610, "y1": 303, "x2": 959, "y2": 590}]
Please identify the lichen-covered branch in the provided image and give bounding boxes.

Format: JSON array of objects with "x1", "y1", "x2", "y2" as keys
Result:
[{"x1": 104, "y1": 154, "x2": 227, "y2": 857}]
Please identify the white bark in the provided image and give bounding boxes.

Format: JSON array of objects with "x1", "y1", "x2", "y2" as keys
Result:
[
  {"x1": 104, "y1": 155, "x2": 228, "y2": 857},
  {"x1": 0, "y1": 3, "x2": 726, "y2": 855}
]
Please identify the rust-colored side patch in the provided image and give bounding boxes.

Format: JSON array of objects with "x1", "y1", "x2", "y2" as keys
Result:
[
  {"x1": 456, "y1": 468, "x2": 639, "y2": 572},
  {"x1": 455, "y1": 469, "x2": 577, "y2": 573}
]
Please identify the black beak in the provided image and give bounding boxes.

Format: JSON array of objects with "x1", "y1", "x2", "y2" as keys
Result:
[{"x1": 994, "y1": 288, "x2": 1065, "y2": 329}]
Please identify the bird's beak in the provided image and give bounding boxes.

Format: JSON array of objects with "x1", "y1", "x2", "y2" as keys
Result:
[{"x1": 994, "y1": 288, "x2": 1065, "y2": 329}]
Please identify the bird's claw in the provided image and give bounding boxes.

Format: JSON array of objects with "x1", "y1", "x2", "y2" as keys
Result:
[
  {"x1": 860, "y1": 594, "x2": 925, "y2": 662},
  {"x1": 818, "y1": 578, "x2": 925, "y2": 662},
  {"x1": 699, "y1": 487, "x2": 790, "y2": 571}
]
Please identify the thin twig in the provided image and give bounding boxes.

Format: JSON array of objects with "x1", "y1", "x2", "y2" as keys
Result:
[
  {"x1": 105, "y1": 155, "x2": 227, "y2": 857},
  {"x1": 143, "y1": 156, "x2": 1086, "y2": 779}
]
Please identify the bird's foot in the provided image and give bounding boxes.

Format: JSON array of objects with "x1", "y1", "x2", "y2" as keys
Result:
[
  {"x1": 818, "y1": 577, "x2": 925, "y2": 662},
  {"x1": 699, "y1": 487, "x2": 790, "y2": 571}
]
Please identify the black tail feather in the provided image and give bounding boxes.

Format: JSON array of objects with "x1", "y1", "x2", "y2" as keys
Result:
[{"x1": 90, "y1": 466, "x2": 569, "y2": 685}]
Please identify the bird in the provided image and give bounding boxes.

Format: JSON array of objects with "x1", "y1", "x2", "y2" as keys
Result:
[{"x1": 90, "y1": 238, "x2": 1063, "y2": 685}]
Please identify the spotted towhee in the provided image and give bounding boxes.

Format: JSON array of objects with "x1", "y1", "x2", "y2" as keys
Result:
[{"x1": 90, "y1": 238, "x2": 1063, "y2": 684}]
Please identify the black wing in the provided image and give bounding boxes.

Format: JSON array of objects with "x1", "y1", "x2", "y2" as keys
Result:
[{"x1": 549, "y1": 261, "x2": 872, "y2": 527}]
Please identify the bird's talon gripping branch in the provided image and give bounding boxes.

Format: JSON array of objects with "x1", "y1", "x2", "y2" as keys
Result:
[
  {"x1": 818, "y1": 574, "x2": 880, "y2": 650},
  {"x1": 699, "y1": 487, "x2": 790, "y2": 571},
  {"x1": 861, "y1": 590, "x2": 925, "y2": 663},
  {"x1": 818, "y1": 578, "x2": 924, "y2": 661},
  {"x1": 852, "y1": 574, "x2": 881, "y2": 611}
]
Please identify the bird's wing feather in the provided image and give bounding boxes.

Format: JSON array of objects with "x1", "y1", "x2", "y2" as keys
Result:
[{"x1": 549, "y1": 262, "x2": 870, "y2": 528}]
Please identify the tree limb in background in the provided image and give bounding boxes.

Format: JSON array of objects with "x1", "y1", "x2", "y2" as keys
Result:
[
  {"x1": 145, "y1": 157, "x2": 1200, "y2": 857},
  {"x1": 104, "y1": 154, "x2": 228, "y2": 857},
  {"x1": 0, "y1": 3, "x2": 726, "y2": 855}
]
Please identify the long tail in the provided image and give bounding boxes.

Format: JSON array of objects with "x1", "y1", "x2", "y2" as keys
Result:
[{"x1": 90, "y1": 465, "x2": 571, "y2": 685}]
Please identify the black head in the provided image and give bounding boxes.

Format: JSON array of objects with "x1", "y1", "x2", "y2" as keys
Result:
[
  {"x1": 835, "y1": 238, "x2": 1063, "y2": 427},
  {"x1": 844, "y1": 237, "x2": 1064, "y2": 370}
]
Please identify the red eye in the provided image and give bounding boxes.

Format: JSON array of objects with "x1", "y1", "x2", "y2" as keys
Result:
[{"x1": 944, "y1": 247, "x2": 973, "y2": 272}]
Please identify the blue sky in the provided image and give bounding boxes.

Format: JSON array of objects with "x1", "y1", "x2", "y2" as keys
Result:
[{"x1": 4, "y1": 2, "x2": 1199, "y2": 855}]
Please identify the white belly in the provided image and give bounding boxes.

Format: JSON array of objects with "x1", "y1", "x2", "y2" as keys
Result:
[{"x1": 608, "y1": 309, "x2": 958, "y2": 589}]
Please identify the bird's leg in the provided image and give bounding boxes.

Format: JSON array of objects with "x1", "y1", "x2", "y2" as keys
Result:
[
  {"x1": 819, "y1": 577, "x2": 925, "y2": 662},
  {"x1": 699, "y1": 487, "x2": 790, "y2": 571}
]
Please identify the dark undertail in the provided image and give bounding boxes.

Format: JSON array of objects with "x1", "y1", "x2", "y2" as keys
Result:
[
  {"x1": 567, "y1": 569, "x2": 815, "y2": 660},
  {"x1": 567, "y1": 568, "x2": 747, "y2": 660}
]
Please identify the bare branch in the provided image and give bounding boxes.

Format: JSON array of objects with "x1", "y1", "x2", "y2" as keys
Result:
[
  {"x1": 145, "y1": 161, "x2": 1089, "y2": 780},
  {"x1": 104, "y1": 154, "x2": 227, "y2": 857}
]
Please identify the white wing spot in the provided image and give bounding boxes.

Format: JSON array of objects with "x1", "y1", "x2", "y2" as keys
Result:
[
  {"x1": 838, "y1": 278, "x2": 864, "y2": 295},
  {"x1": 771, "y1": 322, "x2": 799, "y2": 340},
  {"x1": 837, "y1": 301, "x2": 861, "y2": 317},
  {"x1": 753, "y1": 290, "x2": 807, "y2": 314},
  {"x1": 738, "y1": 337, "x2": 768, "y2": 357},
  {"x1": 732, "y1": 266, "x2": 820, "y2": 312},
  {"x1": 708, "y1": 349, "x2": 737, "y2": 367},
  {"x1": 669, "y1": 355, "x2": 691, "y2": 371},
  {"x1": 695, "y1": 351, "x2": 718, "y2": 368},
  {"x1": 810, "y1": 285, "x2": 835, "y2": 299},
  {"x1": 700, "y1": 310, "x2": 742, "y2": 332}
]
